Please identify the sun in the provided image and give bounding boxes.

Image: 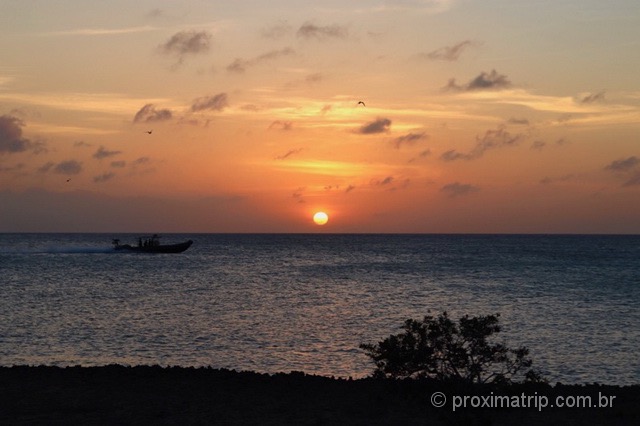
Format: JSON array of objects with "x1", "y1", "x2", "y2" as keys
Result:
[{"x1": 313, "y1": 211, "x2": 329, "y2": 225}]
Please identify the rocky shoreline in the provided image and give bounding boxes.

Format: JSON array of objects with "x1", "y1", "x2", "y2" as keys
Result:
[{"x1": 1, "y1": 366, "x2": 638, "y2": 425}]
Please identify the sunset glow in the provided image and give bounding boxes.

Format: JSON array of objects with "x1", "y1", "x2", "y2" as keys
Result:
[{"x1": 1, "y1": 1, "x2": 639, "y2": 233}]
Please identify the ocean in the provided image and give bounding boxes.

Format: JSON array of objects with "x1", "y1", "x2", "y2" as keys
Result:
[{"x1": 1, "y1": 233, "x2": 638, "y2": 385}]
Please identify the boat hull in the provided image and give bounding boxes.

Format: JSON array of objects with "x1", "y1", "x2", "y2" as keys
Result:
[{"x1": 114, "y1": 240, "x2": 193, "y2": 253}]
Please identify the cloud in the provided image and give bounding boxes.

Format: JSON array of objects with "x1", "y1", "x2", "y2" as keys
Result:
[
  {"x1": 623, "y1": 173, "x2": 640, "y2": 187},
  {"x1": 275, "y1": 148, "x2": 302, "y2": 160},
  {"x1": 440, "y1": 182, "x2": 480, "y2": 198},
  {"x1": 227, "y1": 48, "x2": 296, "y2": 74},
  {"x1": 297, "y1": 22, "x2": 348, "y2": 40},
  {"x1": 0, "y1": 115, "x2": 32, "y2": 154},
  {"x1": 371, "y1": 176, "x2": 394, "y2": 187},
  {"x1": 580, "y1": 91, "x2": 606, "y2": 104},
  {"x1": 54, "y1": 160, "x2": 82, "y2": 175},
  {"x1": 93, "y1": 146, "x2": 122, "y2": 160},
  {"x1": 507, "y1": 117, "x2": 530, "y2": 125},
  {"x1": 269, "y1": 120, "x2": 293, "y2": 131},
  {"x1": 261, "y1": 21, "x2": 293, "y2": 39},
  {"x1": 93, "y1": 172, "x2": 116, "y2": 183},
  {"x1": 133, "y1": 104, "x2": 173, "y2": 123},
  {"x1": 530, "y1": 140, "x2": 546, "y2": 151},
  {"x1": 110, "y1": 160, "x2": 126, "y2": 168},
  {"x1": 446, "y1": 69, "x2": 511, "y2": 91},
  {"x1": 392, "y1": 132, "x2": 428, "y2": 149},
  {"x1": 191, "y1": 93, "x2": 229, "y2": 112},
  {"x1": 345, "y1": 185, "x2": 356, "y2": 193},
  {"x1": 133, "y1": 157, "x2": 150, "y2": 165},
  {"x1": 408, "y1": 149, "x2": 432, "y2": 163},
  {"x1": 540, "y1": 174, "x2": 574, "y2": 185},
  {"x1": 357, "y1": 117, "x2": 392, "y2": 134},
  {"x1": 604, "y1": 156, "x2": 639, "y2": 172},
  {"x1": 424, "y1": 40, "x2": 476, "y2": 61},
  {"x1": 159, "y1": 30, "x2": 211, "y2": 63},
  {"x1": 441, "y1": 126, "x2": 523, "y2": 161}
]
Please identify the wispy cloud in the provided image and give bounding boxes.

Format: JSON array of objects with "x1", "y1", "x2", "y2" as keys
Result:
[
  {"x1": 440, "y1": 182, "x2": 480, "y2": 198},
  {"x1": 604, "y1": 156, "x2": 639, "y2": 172},
  {"x1": 275, "y1": 148, "x2": 302, "y2": 160},
  {"x1": 297, "y1": 22, "x2": 348, "y2": 40},
  {"x1": 93, "y1": 172, "x2": 116, "y2": 183},
  {"x1": 133, "y1": 104, "x2": 173, "y2": 123},
  {"x1": 261, "y1": 21, "x2": 293, "y2": 39},
  {"x1": 441, "y1": 125, "x2": 523, "y2": 161},
  {"x1": 356, "y1": 117, "x2": 392, "y2": 134},
  {"x1": 391, "y1": 132, "x2": 428, "y2": 149},
  {"x1": 191, "y1": 93, "x2": 229, "y2": 112},
  {"x1": 423, "y1": 40, "x2": 477, "y2": 61},
  {"x1": 93, "y1": 146, "x2": 122, "y2": 160},
  {"x1": 269, "y1": 120, "x2": 293, "y2": 131},
  {"x1": 227, "y1": 48, "x2": 296, "y2": 73},
  {"x1": 55, "y1": 160, "x2": 82, "y2": 175},
  {"x1": 446, "y1": 69, "x2": 511, "y2": 91},
  {"x1": 579, "y1": 91, "x2": 606, "y2": 104},
  {"x1": 159, "y1": 30, "x2": 211, "y2": 64}
]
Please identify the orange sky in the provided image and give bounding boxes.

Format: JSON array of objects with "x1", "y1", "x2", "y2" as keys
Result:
[{"x1": 1, "y1": 1, "x2": 639, "y2": 233}]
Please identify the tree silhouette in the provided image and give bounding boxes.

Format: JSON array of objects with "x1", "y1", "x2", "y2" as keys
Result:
[{"x1": 360, "y1": 312, "x2": 544, "y2": 384}]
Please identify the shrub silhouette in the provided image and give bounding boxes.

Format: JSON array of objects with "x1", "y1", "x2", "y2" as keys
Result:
[{"x1": 360, "y1": 312, "x2": 544, "y2": 384}]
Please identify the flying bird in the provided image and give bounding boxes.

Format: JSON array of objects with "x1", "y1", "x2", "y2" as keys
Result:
[
  {"x1": 66, "y1": 178, "x2": 71, "y2": 183},
  {"x1": 357, "y1": 101, "x2": 366, "y2": 107},
  {"x1": 146, "y1": 130, "x2": 153, "y2": 134}
]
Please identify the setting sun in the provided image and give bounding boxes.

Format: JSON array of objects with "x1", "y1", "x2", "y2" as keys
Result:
[{"x1": 313, "y1": 211, "x2": 329, "y2": 226}]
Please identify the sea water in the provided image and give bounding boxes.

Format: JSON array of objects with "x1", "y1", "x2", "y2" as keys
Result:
[{"x1": 0, "y1": 233, "x2": 638, "y2": 385}]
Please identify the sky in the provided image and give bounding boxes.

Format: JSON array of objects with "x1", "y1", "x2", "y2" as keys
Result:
[{"x1": 1, "y1": 0, "x2": 639, "y2": 233}]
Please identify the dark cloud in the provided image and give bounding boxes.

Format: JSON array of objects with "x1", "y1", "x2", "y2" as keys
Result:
[
  {"x1": 345, "y1": 185, "x2": 356, "y2": 193},
  {"x1": 93, "y1": 146, "x2": 122, "y2": 160},
  {"x1": 441, "y1": 126, "x2": 522, "y2": 161},
  {"x1": 227, "y1": 48, "x2": 295, "y2": 73},
  {"x1": 269, "y1": 121, "x2": 293, "y2": 131},
  {"x1": 54, "y1": 160, "x2": 82, "y2": 175},
  {"x1": 191, "y1": 93, "x2": 229, "y2": 112},
  {"x1": 424, "y1": 40, "x2": 475, "y2": 61},
  {"x1": 297, "y1": 22, "x2": 348, "y2": 40},
  {"x1": 392, "y1": 132, "x2": 428, "y2": 149},
  {"x1": 110, "y1": 160, "x2": 126, "y2": 168},
  {"x1": 73, "y1": 140, "x2": 92, "y2": 148},
  {"x1": 93, "y1": 172, "x2": 115, "y2": 183},
  {"x1": 0, "y1": 115, "x2": 32, "y2": 154},
  {"x1": 159, "y1": 30, "x2": 211, "y2": 63},
  {"x1": 357, "y1": 117, "x2": 391, "y2": 134},
  {"x1": 275, "y1": 148, "x2": 302, "y2": 160},
  {"x1": 133, "y1": 104, "x2": 173, "y2": 123},
  {"x1": 440, "y1": 182, "x2": 480, "y2": 198},
  {"x1": 446, "y1": 69, "x2": 511, "y2": 91},
  {"x1": 604, "y1": 156, "x2": 639, "y2": 172},
  {"x1": 580, "y1": 91, "x2": 605, "y2": 104}
]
